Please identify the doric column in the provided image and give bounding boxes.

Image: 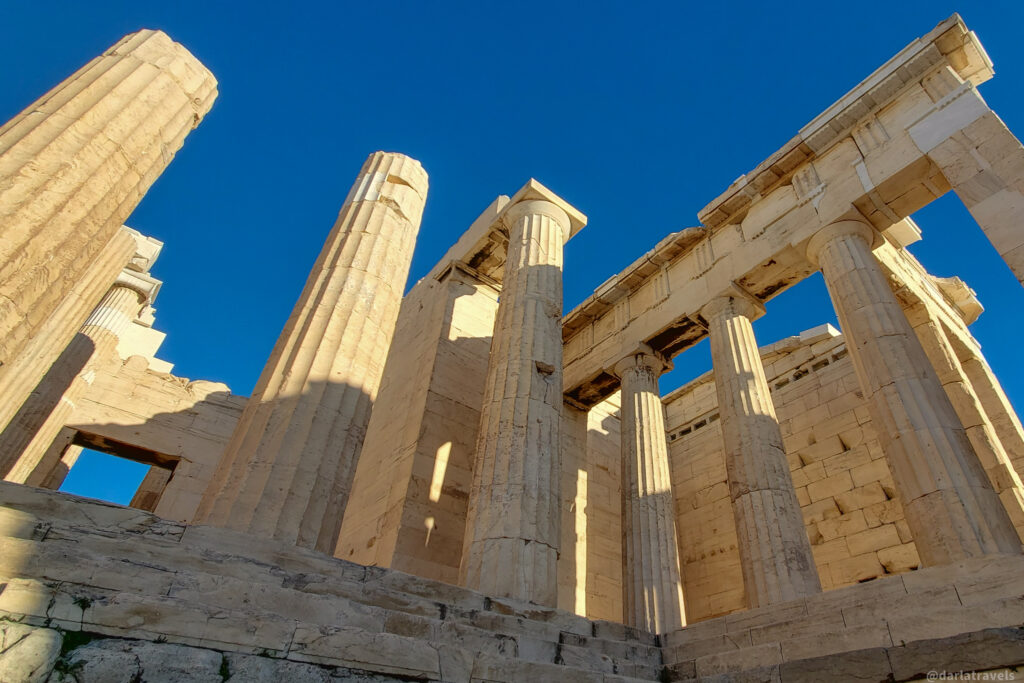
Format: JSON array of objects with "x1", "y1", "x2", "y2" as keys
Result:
[
  {"x1": 0, "y1": 29, "x2": 216, "y2": 377},
  {"x1": 0, "y1": 227, "x2": 137, "y2": 439},
  {"x1": 701, "y1": 288, "x2": 821, "y2": 607},
  {"x1": 460, "y1": 184, "x2": 585, "y2": 606},
  {"x1": 807, "y1": 220, "x2": 1021, "y2": 564},
  {"x1": 957, "y1": 349, "x2": 1024, "y2": 473},
  {"x1": 905, "y1": 303, "x2": 1024, "y2": 536},
  {"x1": 612, "y1": 348, "x2": 685, "y2": 632},
  {"x1": 0, "y1": 269, "x2": 155, "y2": 482},
  {"x1": 195, "y1": 152, "x2": 428, "y2": 553}
]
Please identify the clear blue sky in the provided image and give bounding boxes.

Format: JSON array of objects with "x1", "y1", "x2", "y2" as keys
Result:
[{"x1": 3, "y1": 2, "x2": 1023, "y2": 503}]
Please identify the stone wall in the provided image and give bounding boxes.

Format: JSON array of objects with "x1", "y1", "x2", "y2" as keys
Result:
[
  {"x1": 0, "y1": 483, "x2": 664, "y2": 683},
  {"x1": 64, "y1": 356, "x2": 246, "y2": 521},
  {"x1": 581, "y1": 396, "x2": 624, "y2": 623},
  {"x1": 664, "y1": 325, "x2": 919, "y2": 623},
  {"x1": 337, "y1": 261, "x2": 500, "y2": 583}
]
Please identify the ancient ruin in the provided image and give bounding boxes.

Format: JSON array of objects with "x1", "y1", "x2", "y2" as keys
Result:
[{"x1": 2, "y1": 13, "x2": 1024, "y2": 682}]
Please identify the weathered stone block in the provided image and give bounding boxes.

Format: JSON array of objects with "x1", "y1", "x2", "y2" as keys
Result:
[
  {"x1": 288, "y1": 624, "x2": 440, "y2": 678},
  {"x1": 0, "y1": 622, "x2": 59, "y2": 683},
  {"x1": 887, "y1": 627, "x2": 1024, "y2": 680}
]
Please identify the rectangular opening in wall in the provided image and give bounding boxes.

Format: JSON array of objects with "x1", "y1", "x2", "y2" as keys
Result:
[{"x1": 58, "y1": 448, "x2": 151, "y2": 506}]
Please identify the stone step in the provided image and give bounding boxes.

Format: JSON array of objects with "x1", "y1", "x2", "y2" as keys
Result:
[
  {"x1": 0, "y1": 484, "x2": 665, "y2": 680},
  {"x1": 0, "y1": 486, "x2": 659, "y2": 650},
  {"x1": 0, "y1": 530, "x2": 664, "y2": 678},
  {"x1": 2, "y1": 565, "x2": 663, "y2": 683},
  {"x1": 658, "y1": 554, "x2": 1024, "y2": 679},
  {"x1": 1, "y1": 523, "x2": 662, "y2": 667}
]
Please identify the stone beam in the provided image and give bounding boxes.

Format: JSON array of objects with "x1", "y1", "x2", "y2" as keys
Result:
[{"x1": 562, "y1": 15, "x2": 1011, "y2": 407}]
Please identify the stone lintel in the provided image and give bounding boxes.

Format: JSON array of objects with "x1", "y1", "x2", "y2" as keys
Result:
[
  {"x1": 698, "y1": 14, "x2": 992, "y2": 230},
  {"x1": 423, "y1": 196, "x2": 510, "y2": 284},
  {"x1": 562, "y1": 227, "x2": 706, "y2": 341},
  {"x1": 434, "y1": 259, "x2": 501, "y2": 292}
]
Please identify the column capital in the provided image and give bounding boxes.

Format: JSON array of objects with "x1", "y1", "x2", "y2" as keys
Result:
[
  {"x1": 805, "y1": 220, "x2": 879, "y2": 266},
  {"x1": 701, "y1": 284, "x2": 765, "y2": 323},
  {"x1": 113, "y1": 269, "x2": 161, "y2": 305},
  {"x1": 497, "y1": 179, "x2": 587, "y2": 243},
  {"x1": 611, "y1": 344, "x2": 671, "y2": 379}
]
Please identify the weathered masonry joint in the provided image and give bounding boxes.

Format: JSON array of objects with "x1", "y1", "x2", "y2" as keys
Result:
[{"x1": 4, "y1": 14, "x2": 1024, "y2": 682}]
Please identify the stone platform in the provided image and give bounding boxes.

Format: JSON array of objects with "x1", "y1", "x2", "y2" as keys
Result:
[{"x1": 2, "y1": 482, "x2": 1024, "y2": 682}]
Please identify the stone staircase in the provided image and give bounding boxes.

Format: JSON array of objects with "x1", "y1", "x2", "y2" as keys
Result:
[
  {"x1": 5, "y1": 482, "x2": 1024, "y2": 681},
  {"x1": 0, "y1": 482, "x2": 663, "y2": 682}
]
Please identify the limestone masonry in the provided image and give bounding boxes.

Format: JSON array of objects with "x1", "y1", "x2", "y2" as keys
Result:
[{"x1": 3, "y1": 14, "x2": 1024, "y2": 682}]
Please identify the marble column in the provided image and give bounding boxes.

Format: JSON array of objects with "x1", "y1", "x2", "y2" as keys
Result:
[
  {"x1": 957, "y1": 349, "x2": 1024, "y2": 471},
  {"x1": 0, "y1": 227, "x2": 137, "y2": 439},
  {"x1": 612, "y1": 348, "x2": 685, "y2": 632},
  {"x1": 196, "y1": 152, "x2": 428, "y2": 553},
  {"x1": 905, "y1": 303, "x2": 1024, "y2": 536},
  {"x1": 0, "y1": 29, "x2": 216, "y2": 378},
  {"x1": 807, "y1": 220, "x2": 1021, "y2": 564},
  {"x1": 702, "y1": 289, "x2": 822, "y2": 607},
  {"x1": 1, "y1": 272, "x2": 153, "y2": 482},
  {"x1": 460, "y1": 189, "x2": 583, "y2": 606}
]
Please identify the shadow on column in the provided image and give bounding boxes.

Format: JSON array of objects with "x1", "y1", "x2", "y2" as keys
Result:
[{"x1": 0, "y1": 332, "x2": 96, "y2": 478}]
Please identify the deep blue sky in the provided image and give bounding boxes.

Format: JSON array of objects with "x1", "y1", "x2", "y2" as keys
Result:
[{"x1": 3, "y1": 2, "x2": 1023, "y2": 503}]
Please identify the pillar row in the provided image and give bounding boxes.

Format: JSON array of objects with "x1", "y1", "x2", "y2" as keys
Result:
[
  {"x1": 807, "y1": 220, "x2": 1021, "y2": 565},
  {"x1": 612, "y1": 348, "x2": 685, "y2": 633},
  {"x1": 195, "y1": 152, "x2": 428, "y2": 554},
  {"x1": 460, "y1": 198, "x2": 577, "y2": 606},
  {"x1": 702, "y1": 289, "x2": 822, "y2": 608}
]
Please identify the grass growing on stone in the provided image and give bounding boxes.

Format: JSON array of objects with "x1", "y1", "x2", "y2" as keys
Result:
[{"x1": 59, "y1": 629, "x2": 93, "y2": 657}]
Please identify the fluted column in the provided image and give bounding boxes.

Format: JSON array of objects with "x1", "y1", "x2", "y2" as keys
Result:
[
  {"x1": 460, "y1": 196, "x2": 579, "y2": 606},
  {"x1": 612, "y1": 349, "x2": 685, "y2": 633},
  {"x1": 0, "y1": 227, "x2": 137, "y2": 438},
  {"x1": 958, "y1": 351, "x2": 1024, "y2": 471},
  {"x1": 1, "y1": 275, "x2": 151, "y2": 482},
  {"x1": 0, "y1": 29, "x2": 216, "y2": 378},
  {"x1": 807, "y1": 220, "x2": 1021, "y2": 564},
  {"x1": 196, "y1": 152, "x2": 428, "y2": 553},
  {"x1": 702, "y1": 289, "x2": 821, "y2": 608},
  {"x1": 905, "y1": 303, "x2": 1024, "y2": 536}
]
